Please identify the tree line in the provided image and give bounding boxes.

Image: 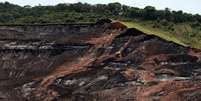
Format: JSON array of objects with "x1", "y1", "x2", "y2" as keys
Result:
[{"x1": 0, "y1": 2, "x2": 201, "y2": 24}]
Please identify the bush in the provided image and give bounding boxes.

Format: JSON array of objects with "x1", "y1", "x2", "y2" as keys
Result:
[{"x1": 160, "y1": 19, "x2": 169, "y2": 26}]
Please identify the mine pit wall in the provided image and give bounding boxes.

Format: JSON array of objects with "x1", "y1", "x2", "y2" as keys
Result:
[
  {"x1": 2, "y1": 22, "x2": 201, "y2": 101},
  {"x1": 0, "y1": 23, "x2": 111, "y2": 41},
  {"x1": 0, "y1": 23, "x2": 112, "y2": 90}
]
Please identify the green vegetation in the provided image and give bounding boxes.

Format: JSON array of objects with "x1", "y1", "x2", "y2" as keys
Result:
[
  {"x1": 121, "y1": 21, "x2": 187, "y2": 46},
  {"x1": 120, "y1": 20, "x2": 201, "y2": 49},
  {"x1": 0, "y1": 2, "x2": 201, "y2": 48},
  {"x1": 1, "y1": 2, "x2": 201, "y2": 24},
  {"x1": 121, "y1": 21, "x2": 201, "y2": 49}
]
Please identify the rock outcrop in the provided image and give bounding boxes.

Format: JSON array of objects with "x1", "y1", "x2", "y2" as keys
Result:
[{"x1": 0, "y1": 20, "x2": 201, "y2": 101}]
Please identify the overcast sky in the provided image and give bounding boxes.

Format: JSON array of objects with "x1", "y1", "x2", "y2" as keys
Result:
[{"x1": 0, "y1": 0, "x2": 200, "y2": 14}]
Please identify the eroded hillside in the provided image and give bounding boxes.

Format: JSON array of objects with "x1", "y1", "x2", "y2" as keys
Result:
[{"x1": 1, "y1": 20, "x2": 201, "y2": 101}]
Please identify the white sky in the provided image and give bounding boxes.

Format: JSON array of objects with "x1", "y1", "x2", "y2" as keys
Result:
[{"x1": 0, "y1": 0, "x2": 200, "y2": 14}]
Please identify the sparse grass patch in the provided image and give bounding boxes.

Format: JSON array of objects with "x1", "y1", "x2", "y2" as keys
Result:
[{"x1": 120, "y1": 21, "x2": 201, "y2": 49}]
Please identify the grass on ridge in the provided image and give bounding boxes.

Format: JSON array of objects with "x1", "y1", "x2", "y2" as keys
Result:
[{"x1": 120, "y1": 21, "x2": 201, "y2": 49}]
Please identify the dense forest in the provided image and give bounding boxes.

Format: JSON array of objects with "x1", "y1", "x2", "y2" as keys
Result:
[{"x1": 0, "y1": 2, "x2": 201, "y2": 24}]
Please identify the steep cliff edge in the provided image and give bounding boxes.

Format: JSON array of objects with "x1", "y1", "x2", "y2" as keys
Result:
[{"x1": 1, "y1": 21, "x2": 201, "y2": 101}]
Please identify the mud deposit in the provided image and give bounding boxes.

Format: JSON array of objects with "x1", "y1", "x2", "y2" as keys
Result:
[{"x1": 1, "y1": 21, "x2": 201, "y2": 101}]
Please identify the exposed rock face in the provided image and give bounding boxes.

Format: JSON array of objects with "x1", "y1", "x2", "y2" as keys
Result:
[{"x1": 0, "y1": 21, "x2": 201, "y2": 101}]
